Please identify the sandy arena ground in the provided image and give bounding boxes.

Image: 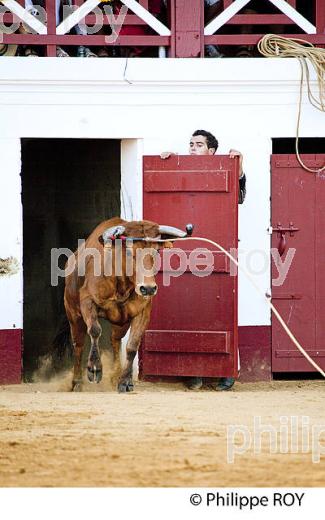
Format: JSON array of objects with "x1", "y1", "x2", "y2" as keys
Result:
[{"x1": 0, "y1": 371, "x2": 324, "y2": 487}]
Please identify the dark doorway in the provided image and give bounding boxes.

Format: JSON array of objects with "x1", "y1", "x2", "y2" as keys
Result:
[
  {"x1": 272, "y1": 138, "x2": 325, "y2": 154},
  {"x1": 21, "y1": 139, "x2": 121, "y2": 379}
]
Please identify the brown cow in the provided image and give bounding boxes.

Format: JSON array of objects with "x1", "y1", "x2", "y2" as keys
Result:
[{"x1": 63, "y1": 217, "x2": 191, "y2": 392}]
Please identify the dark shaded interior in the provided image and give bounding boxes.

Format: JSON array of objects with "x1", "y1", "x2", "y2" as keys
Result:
[
  {"x1": 272, "y1": 138, "x2": 325, "y2": 154},
  {"x1": 273, "y1": 372, "x2": 324, "y2": 380},
  {"x1": 21, "y1": 138, "x2": 121, "y2": 380}
]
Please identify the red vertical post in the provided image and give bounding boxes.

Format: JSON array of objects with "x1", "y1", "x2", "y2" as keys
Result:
[
  {"x1": 168, "y1": 0, "x2": 176, "y2": 57},
  {"x1": 46, "y1": 0, "x2": 57, "y2": 57},
  {"x1": 316, "y1": 0, "x2": 325, "y2": 35},
  {"x1": 175, "y1": 0, "x2": 204, "y2": 57},
  {"x1": 0, "y1": 330, "x2": 22, "y2": 384}
]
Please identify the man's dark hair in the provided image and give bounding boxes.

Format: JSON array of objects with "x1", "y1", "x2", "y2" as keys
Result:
[{"x1": 192, "y1": 130, "x2": 219, "y2": 153}]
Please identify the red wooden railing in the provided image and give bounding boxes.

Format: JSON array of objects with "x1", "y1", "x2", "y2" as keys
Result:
[
  {"x1": 205, "y1": 0, "x2": 325, "y2": 51},
  {"x1": 1, "y1": 0, "x2": 174, "y2": 56},
  {"x1": 1, "y1": 0, "x2": 324, "y2": 57}
]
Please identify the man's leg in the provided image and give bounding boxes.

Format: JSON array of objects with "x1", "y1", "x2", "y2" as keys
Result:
[
  {"x1": 213, "y1": 350, "x2": 239, "y2": 391},
  {"x1": 186, "y1": 377, "x2": 203, "y2": 390}
]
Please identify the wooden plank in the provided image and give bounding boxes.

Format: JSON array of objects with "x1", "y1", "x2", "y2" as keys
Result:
[
  {"x1": 2, "y1": 33, "x2": 170, "y2": 45},
  {"x1": 144, "y1": 170, "x2": 229, "y2": 192},
  {"x1": 45, "y1": 0, "x2": 56, "y2": 56},
  {"x1": 0, "y1": 329, "x2": 22, "y2": 385},
  {"x1": 226, "y1": 14, "x2": 296, "y2": 25},
  {"x1": 175, "y1": 0, "x2": 201, "y2": 31},
  {"x1": 316, "y1": 0, "x2": 325, "y2": 34},
  {"x1": 275, "y1": 350, "x2": 325, "y2": 358},
  {"x1": 144, "y1": 330, "x2": 230, "y2": 354},
  {"x1": 205, "y1": 34, "x2": 325, "y2": 44},
  {"x1": 156, "y1": 250, "x2": 230, "y2": 274},
  {"x1": 169, "y1": 0, "x2": 176, "y2": 57},
  {"x1": 315, "y1": 155, "x2": 325, "y2": 356},
  {"x1": 175, "y1": 0, "x2": 203, "y2": 57}
]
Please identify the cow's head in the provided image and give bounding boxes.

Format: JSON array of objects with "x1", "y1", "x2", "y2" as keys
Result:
[{"x1": 99, "y1": 220, "x2": 193, "y2": 298}]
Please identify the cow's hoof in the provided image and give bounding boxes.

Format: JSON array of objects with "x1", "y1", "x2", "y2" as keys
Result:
[
  {"x1": 87, "y1": 366, "x2": 102, "y2": 384},
  {"x1": 72, "y1": 380, "x2": 83, "y2": 392},
  {"x1": 117, "y1": 381, "x2": 134, "y2": 393}
]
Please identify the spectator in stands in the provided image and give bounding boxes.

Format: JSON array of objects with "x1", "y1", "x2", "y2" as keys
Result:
[
  {"x1": 22, "y1": 0, "x2": 97, "y2": 57},
  {"x1": 204, "y1": 0, "x2": 289, "y2": 58},
  {"x1": 97, "y1": 0, "x2": 167, "y2": 58},
  {"x1": 0, "y1": 44, "x2": 18, "y2": 57},
  {"x1": 204, "y1": 0, "x2": 223, "y2": 57}
]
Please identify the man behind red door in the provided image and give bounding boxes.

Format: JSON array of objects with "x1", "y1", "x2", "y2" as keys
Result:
[{"x1": 161, "y1": 129, "x2": 246, "y2": 390}]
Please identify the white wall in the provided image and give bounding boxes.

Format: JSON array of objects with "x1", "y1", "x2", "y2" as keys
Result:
[
  {"x1": 0, "y1": 139, "x2": 22, "y2": 329},
  {"x1": 0, "y1": 57, "x2": 323, "y2": 328},
  {"x1": 121, "y1": 139, "x2": 143, "y2": 221}
]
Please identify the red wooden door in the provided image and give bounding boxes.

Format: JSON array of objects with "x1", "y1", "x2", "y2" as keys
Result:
[
  {"x1": 140, "y1": 155, "x2": 239, "y2": 378},
  {"x1": 271, "y1": 154, "x2": 325, "y2": 372}
]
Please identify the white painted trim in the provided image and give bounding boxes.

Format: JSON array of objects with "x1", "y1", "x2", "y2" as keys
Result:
[
  {"x1": 204, "y1": 0, "x2": 250, "y2": 36},
  {"x1": 121, "y1": 139, "x2": 143, "y2": 221},
  {"x1": 0, "y1": 57, "x2": 313, "y2": 87},
  {"x1": 269, "y1": 0, "x2": 316, "y2": 34},
  {"x1": 56, "y1": 0, "x2": 101, "y2": 36},
  {"x1": 120, "y1": 138, "x2": 143, "y2": 375},
  {"x1": 1, "y1": 0, "x2": 47, "y2": 35},
  {"x1": 121, "y1": 0, "x2": 170, "y2": 36},
  {"x1": 0, "y1": 139, "x2": 23, "y2": 329}
]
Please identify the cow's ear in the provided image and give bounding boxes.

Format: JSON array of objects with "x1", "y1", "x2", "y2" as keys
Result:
[
  {"x1": 98, "y1": 235, "x2": 104, "y2": 245},
  {"x1": 162, "y1": 240, "x2": 173, "y2": 249}
]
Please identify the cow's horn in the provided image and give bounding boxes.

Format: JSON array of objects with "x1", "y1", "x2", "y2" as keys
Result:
[
  {"x1": 102, "y1": 225, "x2": 126, "y2": 242},
  {"x1": 158, "y1": 225, "x2": 187, "y2": 238}
]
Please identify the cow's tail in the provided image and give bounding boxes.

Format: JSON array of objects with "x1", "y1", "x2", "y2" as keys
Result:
[{"x1": 51, "y1": 314, "x2": 73, "y2": 370}]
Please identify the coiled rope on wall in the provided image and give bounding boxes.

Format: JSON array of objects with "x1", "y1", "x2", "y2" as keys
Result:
[{"x1": 257, "y1": 34, "x2": 325, "y2": 174}]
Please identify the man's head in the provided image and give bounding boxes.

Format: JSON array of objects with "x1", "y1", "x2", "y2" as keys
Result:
[{"x1": 189, "y1": 130, "x2": 219, "y2": 155}]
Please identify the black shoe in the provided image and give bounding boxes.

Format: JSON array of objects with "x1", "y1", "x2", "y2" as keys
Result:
[
  {"x1": 214, "y1": 377, "x2": 235, "y2": 391},
  {"x1": 186, "y1": 377, "x2": 203, "y2": 390}
]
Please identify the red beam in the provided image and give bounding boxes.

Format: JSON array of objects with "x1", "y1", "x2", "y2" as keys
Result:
[
  {"x1": 0, "y1": 6, "x2": 161, "y2": 26},
  {"x1": 2, "y1": 34, "x2": 170, "y2": 46},
  {"x1": 226, "y1": 14, "x2": 296, "y2": 25},
  {"x1": 175, "y1": 0, "x2": 203, "y2": 57},
  {"x1": 205, "y1": 34, "x2": 325, "y2": 45},
  {"x1": 169, "y1": 0, "x2": 176, "y2": 57},
  {"x1": 0, "y1": 329, "x2": 22, "y2": 385},
  {"x1": 45, "y1": 0, "x2": 57, "y2": 57},
  {"x1": 0, "y1": 13, "x2": 296, "y2": 26},
  {"x1": 316, "y1": 0, "x2": 325, "y2": 34}
]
